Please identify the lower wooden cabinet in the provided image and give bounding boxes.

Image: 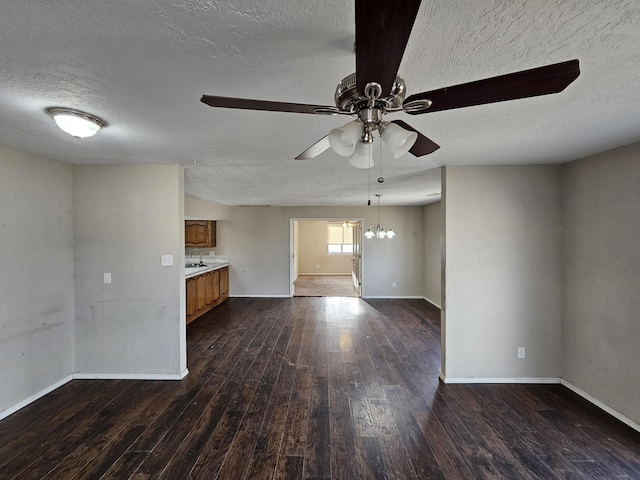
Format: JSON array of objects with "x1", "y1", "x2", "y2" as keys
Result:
[{"x1": 186, "y1": 266, "x2": 229, "y2": 324}]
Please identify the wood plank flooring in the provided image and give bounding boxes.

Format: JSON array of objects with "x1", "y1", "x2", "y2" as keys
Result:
[{"x1": 1, "y1": 297, "x2": 639, "y2": 479}]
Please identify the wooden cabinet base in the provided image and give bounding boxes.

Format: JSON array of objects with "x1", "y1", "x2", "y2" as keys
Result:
[{"x1": 186, "y1": 266, "x2": 229, "y2": 324}]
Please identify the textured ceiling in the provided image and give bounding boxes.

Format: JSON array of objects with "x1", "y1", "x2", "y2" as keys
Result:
[{"x1": 1, "y1": 1, "x2": 639, "y2": 206}]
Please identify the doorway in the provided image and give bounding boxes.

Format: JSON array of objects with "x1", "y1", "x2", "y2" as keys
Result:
[{"x1": 290, "y1": 218, "x2": 363, "y2": 297}]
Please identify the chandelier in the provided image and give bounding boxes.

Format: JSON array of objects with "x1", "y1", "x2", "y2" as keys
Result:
[{"x1": 365, "y1": 194, "x2": 395, "y2": 239}]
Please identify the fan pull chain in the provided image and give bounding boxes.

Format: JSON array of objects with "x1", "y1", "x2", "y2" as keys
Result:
[{"x1": 377, "y1": 136, "x2": 384, "y2": 184}]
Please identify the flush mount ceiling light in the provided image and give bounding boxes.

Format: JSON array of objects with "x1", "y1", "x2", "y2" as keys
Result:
[{"x1": 45, "y1": 107, "x2": 106, "y2": 138}]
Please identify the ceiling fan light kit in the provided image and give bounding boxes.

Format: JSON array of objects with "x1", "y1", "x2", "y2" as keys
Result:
[{"x1": 46, "y1": 107, "x2": 106, "y2": 138}]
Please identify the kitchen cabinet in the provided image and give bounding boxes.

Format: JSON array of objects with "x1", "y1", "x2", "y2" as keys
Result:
[
  {"x1": 220, "y1": 266, "x2": 229, "y2": 297},
  {"x1": 186, "y1": 266, "x2": 229, "y2": 324},
  {"x1": 185, "y1": 220, "x2": 216, "y2": 248}
]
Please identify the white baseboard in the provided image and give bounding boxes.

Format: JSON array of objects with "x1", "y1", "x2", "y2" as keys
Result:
[
  {"x1": 230, "y1": 294, "x2": 290, "y2": 298},
  {"x1": 73, "y1": 369, "x2": 188, "y2": 381},
  {"x1": 1, "y1": 369, "x2": 189, "y2": 421},
  {"x1": 363, "y1": 295, "x2": 425, "y2": 299},
  {"x1": 438, "y1": 374, "x2": 640, "y2": 434},
  {"x1": 439, "y1": 374, "x2": 561, "y2": 384},
  {"x1": 297, "y1": 273, "x2": 351, "y2": 276},
  {"x1": 423, "y1": 296, "x2": 442, "y2": 309},
  {"x1": 561, "y1": 380, "x2": 640, "y2": 433},
  {"x1": 0, "y1": 374, "x2": 74, "y2": 421}
]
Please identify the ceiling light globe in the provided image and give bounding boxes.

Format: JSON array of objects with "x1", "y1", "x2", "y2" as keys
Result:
[
  {"x1": 46, "y1": 107, "x2": 106, "y2": 138},
  {"x1": 381, "y1": 122, "x2": 418, "y2": 159},
  {"x1": 349, "y1": 141, "x2": 374, "y2": 169},
  {"x1": 329, "y1": 120, "x2": 363, "y2": 156}
]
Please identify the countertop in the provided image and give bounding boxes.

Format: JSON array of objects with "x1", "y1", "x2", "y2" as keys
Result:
[{"x1": 185, "y1": 259, "x2": 229, "y2": 279}]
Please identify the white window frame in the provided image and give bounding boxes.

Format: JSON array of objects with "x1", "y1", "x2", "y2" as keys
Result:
[{"x1": 327, "y1": 223, "x2": 353, "y2": 254}]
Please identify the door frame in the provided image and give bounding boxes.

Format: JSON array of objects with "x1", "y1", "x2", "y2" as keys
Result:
[{"x1": 289, "y1": 217, "x2": 365, "y2": 297}]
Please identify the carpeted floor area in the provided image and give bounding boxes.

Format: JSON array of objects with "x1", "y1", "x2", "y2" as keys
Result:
[{"x1": 294, "y1": 274, "x2": 359, "y2": 297}]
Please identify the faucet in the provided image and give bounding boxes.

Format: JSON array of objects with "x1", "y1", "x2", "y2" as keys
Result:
[{"x1": 189, "y1": 249, "x2": 204, "y2": 266}]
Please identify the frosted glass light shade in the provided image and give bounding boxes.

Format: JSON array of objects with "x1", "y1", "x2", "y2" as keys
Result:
[
  {"x1": 381, "y1": 122, "x2": 417, "y2": 159},
  {"x1": 46, "y1": 107, "x2": 106, "y2": 138},
  {"x1": 329, "y1": 120, "x2": 363, "y2": 156},
  {"x1": 349, "y1": 141, "x2": 374, "y2": 169}
]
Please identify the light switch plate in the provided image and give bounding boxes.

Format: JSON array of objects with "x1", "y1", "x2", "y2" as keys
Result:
[
  {"x1": 161, "y1": 254, "x2": 174, "y2": 266},
  {"x1": 103, "y1": 272, "x2": 112, "y2": 284}
]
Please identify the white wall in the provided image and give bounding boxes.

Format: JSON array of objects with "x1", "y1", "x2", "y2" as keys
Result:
[
  {"x1": 185, "y1": 195, "x2": 230, "y2": 220},
  {"x1": 73, "y1": 165, "x2": 186, "y2": 378},
  {"x1": 442, "y1": 165, "x2": 563, "y2": 381},
  {"x1": 216, "y1": 206, "x2": 424, "y2": 298},
  {"x1": 0, "y1": 146, "x2": 74, "y2": 416},
  {"x1": 423, "y1": 201, "x2": 442, "y2": 307},
  {"x1": 298, "y1": 221, "x2": 352, "y2": 275},
  {"x1": 561, "y1": 142, "x2": 640, "y2": 425}
]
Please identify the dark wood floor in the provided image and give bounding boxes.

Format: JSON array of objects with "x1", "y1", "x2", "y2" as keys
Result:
[{"x1": 1, "y1": 298, "x2": 639, "y2": 479}]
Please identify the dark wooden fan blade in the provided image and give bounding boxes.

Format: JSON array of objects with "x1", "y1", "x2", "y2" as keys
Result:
[
  {"x1": 295, "y1": 135, "x2": 331, "y2": 160},
  {"x1": 391, "y1": 120, "x2": 440, "y2": 156},
  {"x1": 403, "y1": 59, "x2": 580, "y2": 115},
  {"x1": 355, "y1": 0, "x2": 422, "y2": 97},
  {"x1": 200, "y1": 95, "x2": 340, "y2": 115}
]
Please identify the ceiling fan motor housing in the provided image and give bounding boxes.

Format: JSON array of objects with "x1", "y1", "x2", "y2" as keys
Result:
[{"x1": 334, "y1": 73, "x2": 407, "y2": 114}]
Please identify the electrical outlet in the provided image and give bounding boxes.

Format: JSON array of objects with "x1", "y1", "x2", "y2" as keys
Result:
[
  {"x1": 392, "y1": 282, "x2": 397, "y2": 287},
  {"x1": 161, "y1": 254, "x2": 173, "y2": 266},
  {"x1": 317, "y1": 264, "x2": 320, "y2": 269},
  {"x1": 103, "y1": 272, "x2": 112, "y2": 284},
  {"x1": 209, "y1": 250, "x2": 215, "y2": 256},
  {"x1": 518, "y1": 347, "x2": 526, "y2": 359}
]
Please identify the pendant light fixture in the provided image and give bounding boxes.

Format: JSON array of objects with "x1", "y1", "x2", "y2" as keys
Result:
[
  {"x1": 365, "y1": 194, "x2": 395, "y2": 239},
  {"x1": 46, "y1": 107, "x2": 106, "y2": 138}
]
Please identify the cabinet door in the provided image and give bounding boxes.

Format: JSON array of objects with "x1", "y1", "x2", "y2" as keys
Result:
[
  {"x1": 185, "y1": 220, "x2": 209, "y2": 247},
  {"x1": 220, "y1": 266, "x2": 229, "y2": 297},
  {"x1": 186, "y1": 278, "x2": 197, "y2": 317},
  {"x1": 195, "y1": 274, "x2": 206, "y2": 310},
  {"x1": 212, "y1": 269, "x2": 220, "y2": 301},
  {"x1": 204, "y1": 271, "x2": 214, "y2": 305},
  {"x1": 185, "y1": 220, "x2": 216, "y2": 248}
]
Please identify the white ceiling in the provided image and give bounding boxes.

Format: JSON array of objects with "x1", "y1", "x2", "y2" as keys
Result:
[{"x1": 1, "y1": 1, "x2": 639, "y2": 206}]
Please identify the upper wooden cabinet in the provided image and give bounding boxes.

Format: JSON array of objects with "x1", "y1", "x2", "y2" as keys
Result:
[{"x1": 185, "y1": 220, "x2": 216, "y2": 247}]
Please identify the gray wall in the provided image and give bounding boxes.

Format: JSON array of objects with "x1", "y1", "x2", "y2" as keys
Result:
[
  {"x1": 442, "y1": 165, "x2": 563, "y2": 380},
  {"x1": 216, "y1": 206, "x2": 425, "y2": 298},
  {"x1": 73, "y1": 165, "x2": 186, "y2": 377},
  {"x1": 562, "y1": 143, "x2": 640, "y2": 424},
  {"x1": 423, "y1": 201, "x2": 442, "y2": 307},
  {"x1": 0, "y1": 146, "x2": 75, "y2": 415}
]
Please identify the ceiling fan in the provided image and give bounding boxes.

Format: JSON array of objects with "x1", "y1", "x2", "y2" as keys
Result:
[{"x1": 201, "y1": 0, "x2": 580, "y2": 168}]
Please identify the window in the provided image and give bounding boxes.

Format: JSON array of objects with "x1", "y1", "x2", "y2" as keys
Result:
[{"x1": 327, "y1": 223, "x2": 353, "y2": 254}]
